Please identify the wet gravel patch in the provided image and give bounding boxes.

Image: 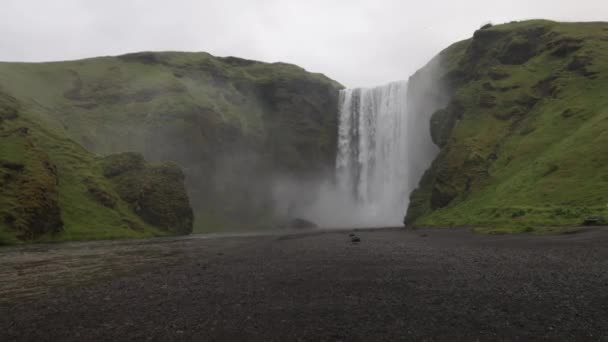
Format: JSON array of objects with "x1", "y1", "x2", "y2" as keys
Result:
[{"x1": 2, "y1": 227, "x2": 608, "y2": 341}]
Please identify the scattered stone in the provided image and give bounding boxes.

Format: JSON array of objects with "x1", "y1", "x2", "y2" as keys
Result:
[{"x1": 351, "y1": 236, "x2": 361, "y2": 243}]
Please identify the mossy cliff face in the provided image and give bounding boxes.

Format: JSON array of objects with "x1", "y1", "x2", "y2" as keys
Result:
[
  {"x1": 406, "y1": 20, "x2": 608, "y2": 227},
  {"x1": 0, "y1": 91, "x2": 192, "y2": 245},
  {"x1": 0, "y1": 93, "x2": 62, "y2": 241},
  {"x1": 0, "y1": 53, "x2": 342, "y2": 231},
  {"x1": 102, "y1": 153, "x2": 193, "y2": 235}
]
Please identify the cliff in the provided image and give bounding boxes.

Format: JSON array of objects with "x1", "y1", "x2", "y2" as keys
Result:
[
  {"x1": 0, "y1": 91, "x2": 193, "y2": 245},
  {"x1": 0, "y1": 52, "x2": 343, "y2": 232},
  {"x1": 406, "y1": 20, "x2": 608, "y2": 229}
]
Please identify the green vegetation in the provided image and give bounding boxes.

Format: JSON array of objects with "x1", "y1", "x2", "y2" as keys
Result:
[
  {"x1": 406, "y1": 20, "x2": 608, "y2": 230},
  {"x1": 5, "y1": 20, "x2": 604, "y2": 239},
  {"x1": 101, "y1": 153, "x2": 193, "y2": 235},
  {"x1": 0, "y1": 90, "x2": 192, "y2": 245},
  {"x1": 0, "y1": 52, "x2": 343, "y2": 232}
]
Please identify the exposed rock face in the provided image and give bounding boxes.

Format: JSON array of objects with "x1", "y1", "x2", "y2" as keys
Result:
[
  {"x1": 102, "y1": 153, "x2": 194, "y2": 235},
  {"x1": 405, "y1": 20, "x2": 608, "y2": 227}
]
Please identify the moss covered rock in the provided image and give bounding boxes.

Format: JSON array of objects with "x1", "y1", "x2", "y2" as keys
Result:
[
  {"x1": 102, "y1": 153, "x2": 193, "y2": 235},
  {"x1": 0, "y1": 96, "x2": 63, "y2": 240}
]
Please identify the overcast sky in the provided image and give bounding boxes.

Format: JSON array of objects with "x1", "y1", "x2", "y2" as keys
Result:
[{"x1": 1, "y1": 0, "x2": 606, "y2": 87}]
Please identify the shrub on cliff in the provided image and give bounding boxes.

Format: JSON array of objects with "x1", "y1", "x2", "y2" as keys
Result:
[{"x1": 102, "y1": 153, "x2": 193, "y2": 235}]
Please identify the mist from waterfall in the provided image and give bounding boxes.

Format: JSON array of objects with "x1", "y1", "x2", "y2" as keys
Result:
[
  {"x1": 331, "y1": 80, "x2": 438, "y2": 227},
  {"x1": 335, "y1": 81, "x2": 408, "y2": 225},
  {"x1": 274, "y1": 66, "x2": 444, "y2": 228}
]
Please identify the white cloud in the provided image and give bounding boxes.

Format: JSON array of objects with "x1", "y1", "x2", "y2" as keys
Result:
[{"x1": 1, "y1": 0, "x2": 606, "y2": 87}]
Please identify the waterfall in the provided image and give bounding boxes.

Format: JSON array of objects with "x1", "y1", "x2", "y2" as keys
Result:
[{"x1": 335, "y1": 80, "x2": 437, "y2": 226}]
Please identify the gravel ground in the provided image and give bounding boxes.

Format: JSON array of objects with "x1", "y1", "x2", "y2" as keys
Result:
[{"x1": 2, "y1": 227, "x2": 608, "y2": 341}]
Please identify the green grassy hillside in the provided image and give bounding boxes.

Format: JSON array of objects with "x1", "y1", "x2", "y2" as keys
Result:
[
  {"x1": 0, "y1": 52, "x2": 343, "y2": 232},
  {"x1": 0, "y1": 91, "x2": 192, "y2": 245},
  {"x1": 406, "y1": 20, "x2": 608, "y2": 229}
]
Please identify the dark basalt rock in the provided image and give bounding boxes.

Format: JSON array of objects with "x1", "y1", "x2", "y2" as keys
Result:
[
  {"x1": 430, "y1": 182, "x2": 456, "y2": 210},
  {"x1": 534, "y1": 75, "x2": 561, "y2": 98},
  {"x1": 470, "y1": 29, "x2": 506, "y2": 59},
  {"x1": 583, "y1": 216, "x2": 606, "y2": 226},
  {"x1": 430, "y1": 101, "x2": 464, "y2": 148},
  {"x1": 499, "y1": 26, "x2": 548, "y2": 65},
  {"x1": 0, "y1": 161, "x2": 24, "y2": 172},
  {"x1": 567, "y1": 55, "x2": 598, "y2": 78},
  {"x1": 549, "y1": 37, "x2": 583, "y2": 57}
]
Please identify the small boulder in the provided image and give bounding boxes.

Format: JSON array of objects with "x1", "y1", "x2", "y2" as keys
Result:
[{"x1": 583, "y1": 215, "x2": 606, "y2": 226}]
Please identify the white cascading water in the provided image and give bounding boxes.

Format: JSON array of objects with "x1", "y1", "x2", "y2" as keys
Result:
[{"x1": 335, "y1": 80, "x2": 436, "y2": 226}]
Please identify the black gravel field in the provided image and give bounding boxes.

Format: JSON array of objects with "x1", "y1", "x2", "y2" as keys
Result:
[{"x1": 2, "y1": 227, "x2": 608, "y2": 341}]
